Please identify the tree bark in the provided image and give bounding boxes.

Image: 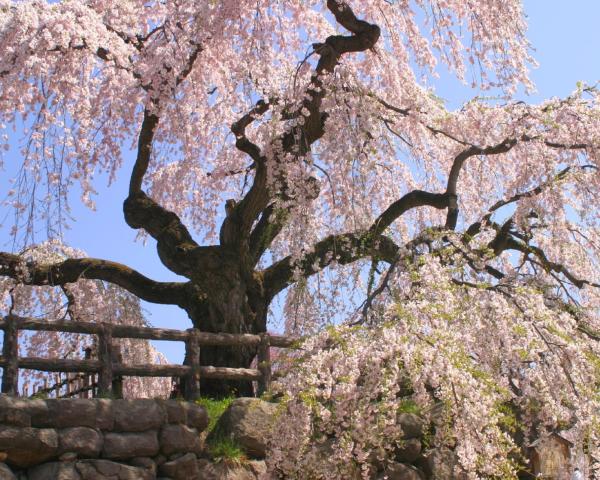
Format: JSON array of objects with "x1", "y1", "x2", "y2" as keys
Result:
[{"x1": 184, "y1": 251, "x2": 268, "y2": 397}]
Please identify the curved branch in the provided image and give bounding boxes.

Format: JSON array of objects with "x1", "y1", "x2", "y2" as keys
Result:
[
  {"x1": 0, "y1": 252, "x2": 188, "y2": 306},
  {"x1": 445, "y1": 139, "x2": 518, "y2": 229},
  {"x1": 446, "y1": 136, "x2": 591, "y2": 230},
  {"x1": 123, "y1": 109, "x2": 199, "y2": 277},
  {"x1": 370, "y1": 190, "x2": 450, "y2": 237},
  {"x1": 124, "y1": 43, "x2": 205, "y2": 276},
  {"x1": 262, "y1": 232, "x2": 400, "y2": 300},
  {"x1": 220, "y1": 0, "x2": 380, "y2": 249},
  {"x1": 231, "y1": 99, "x2": 271, "y2": 163},
  {"x1": 262, "y1": 188, "x2": 448, "y2": 298}
]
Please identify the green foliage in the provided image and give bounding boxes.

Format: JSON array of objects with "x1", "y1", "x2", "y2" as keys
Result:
[
  {"x1": 209, "y1": 436, "x2": 247, "y2": 464},
  {"x1": 495, "y1": 402, "x2": 522, "y2": 435},
  {"x1": 196, "y1": 396, "x2": 235, "y2": 433},
  {"x1": 30, "y1": 391, "x2": 49, "y2": 400},
  {"x1": 397, "y1": 398, "x2": 421, "y2": 415},
  {"x1": 196, "y1": 396, "x2": 248, "y2": 463}
]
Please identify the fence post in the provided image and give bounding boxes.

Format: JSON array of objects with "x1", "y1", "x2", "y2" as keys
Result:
[
  {"x1": 183, "y1": 329, "x2": 201, "y2": 401},
  {"x1": 54, "y1": 373, "x2": 61, "y2": 398},
  {"x1": 82, "y1": 347, "x2": 92, "y2": 398},
  {"x1": 1, "y1": 315, "x2": 19, "y2": 396},
  {"x1": 111, "y1": 343, "x2": 123, "y2": 399},
  {"x1": 257, "y1": 333, "x2": 271, "y2": 397},
  {"x1": 97, "y1": 323, "x2": 114, "y2": 397}
]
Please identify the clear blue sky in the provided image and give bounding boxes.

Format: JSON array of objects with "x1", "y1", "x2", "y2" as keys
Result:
[{"x1": 1, "y1": 1, "x2": 599, "y2": 364}]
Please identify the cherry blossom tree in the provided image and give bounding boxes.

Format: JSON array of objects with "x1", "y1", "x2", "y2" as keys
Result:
[
  {"x1": 0, "y1": 240, "x2": 172, "y2": 398},
  {"x1": 0, "y1": 0, "x2": 598, "y2": 418},
  {"x1": 269, "y1": 253, "x2": 600, "y2": 478}
]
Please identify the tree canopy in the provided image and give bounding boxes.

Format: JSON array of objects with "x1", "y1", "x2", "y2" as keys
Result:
[{"x1": 0, "y1": 0, "x2": 599, "y2": 473}]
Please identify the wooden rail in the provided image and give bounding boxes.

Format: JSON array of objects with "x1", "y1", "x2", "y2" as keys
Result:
[{"x1": 0, "y1": 315, "x2": 300, "y2": 400}]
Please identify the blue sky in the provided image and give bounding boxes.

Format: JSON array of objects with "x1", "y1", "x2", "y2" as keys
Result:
[{"x1": 1, "y1": 1, "x2": 600, "y2": 364}]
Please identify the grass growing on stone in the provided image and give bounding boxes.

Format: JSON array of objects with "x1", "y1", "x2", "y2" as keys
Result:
[
  {"x1": 196, "y1": 396, "x2": 247, "y2": 463},
  {"x1": 196, "y1": 396, "x2": 235, "y2": 433},
  {"x1": 209, "y1": 436, "x2": 247, "y2": 464}
]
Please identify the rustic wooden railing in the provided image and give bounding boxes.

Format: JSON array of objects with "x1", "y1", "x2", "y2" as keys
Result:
[
  {"x1": 20, "y1": 346, "x2": 99, "y2": 399},
  {"x1": 0, "y1": 315, "x2": 299, "y2": 400}
]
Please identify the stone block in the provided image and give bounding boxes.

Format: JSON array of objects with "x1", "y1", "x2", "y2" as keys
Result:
[
  {"x1": 0, "y1": 426, "x2": 58, "y2": 468},
  {"x1": 159, "y1": 424, "x2": 202, "y2": 456},
  {"x1": 181, "y1": 402, "x2": 209, "y2": 431},
  {"x1": 0, "y1": 462, "x2": 16, "y2": 480},
  {"x1": 113, "y1": 400, "x2": 165, "y2": 432},
  {"x1": 0, "y1": 396, "x2": 46, "y2": 428},
  {"x1": 75, "y1": 459, "x2": 154, "y2": 480},
  {"x1": 157, "y1": 453, "x2": 199, "y2": 480},
  {"x1": 397, "y1": 413, "x2": 423, "y2": 439},
  {"x1": 198, "y1": 461, "x2": 258, "y2": 480},
  {"x1": 394, "y1": 437, "x2": 422, "y2": 463},
  {"x1": 159, "y1": 400, "x2": 186, "y2": 424},
  {"x1": 94, "y1": 400, "x2": 114, "y2": 431},
  {"x1": 208, "y1": 398, "x2": 277, "y2": 459},
  {"x1": 28, "y1": 462, "x2": 81, "y2": 480},
  {"x1": 59, "y1": 452, "x2": 78, "y2": 462},
  {"x1": 59, "y1": 427, "x2": 102, "y2": 458},
  {"x1": 102, "y1": 431, "x2": 159, "y2": 459},
  {"x1": 377, "y1": 462, "x2": 425, "y2": 480},
  {"x1": 0, "y1": 399, "x2": 30, "y2": 428},
  {"x1": 42, "y1": 400, "x2": 96, "y2": 429},
  {"x1": 422, "y1": 447, "x2": 468, "y2": 480},
  {"x1": 129, "y1": 457, "x2": 156, "y2": 476}
]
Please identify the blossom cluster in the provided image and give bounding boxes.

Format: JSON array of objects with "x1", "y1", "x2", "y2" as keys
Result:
[{"x1": 269, "y1": 256, "x2": 600, "y2": 479}]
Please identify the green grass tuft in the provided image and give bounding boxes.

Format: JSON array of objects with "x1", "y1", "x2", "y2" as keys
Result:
[
  {"x1": 196, "y1": 396, "x2": 247, "y2": 462},
  {"x1": 209, "y1": 436, "x2": 247, "y2": 464},
  {"x1": 397, "y1": 398, "x2": 422, "y2": 415},
  {"x1": 196, "y1": 396, "x2": 235, "y2": 433}
]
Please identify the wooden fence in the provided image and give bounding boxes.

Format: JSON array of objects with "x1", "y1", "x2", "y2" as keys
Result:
[
  {"x1": 19, "y1": 347, "x2": 99, "y2": 399},
  {"x1": 0, "y1": 314, "x2": 298, "y2": 401}
]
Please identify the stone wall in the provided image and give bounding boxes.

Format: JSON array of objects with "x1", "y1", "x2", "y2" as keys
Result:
[
  {"x1": 0, "y1": 395, "x2": 507, "y2": 480},
  {"x1": 0, "y1": 395, "x2": 213, "y2": 479}
]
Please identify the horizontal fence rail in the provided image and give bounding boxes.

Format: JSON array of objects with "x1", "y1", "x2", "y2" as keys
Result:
[{"x1": 0, "y1": 315, "x2": 301, "y2": 400}]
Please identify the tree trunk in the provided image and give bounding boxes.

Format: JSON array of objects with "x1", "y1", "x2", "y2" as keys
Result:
[{"x1": 186, "y1": 252, "x2": 267, "y2": 398}]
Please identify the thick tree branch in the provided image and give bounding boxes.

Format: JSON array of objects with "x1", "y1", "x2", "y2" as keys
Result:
[
  {"x1": 0, "y1": 252, "x2": 188, "y2": 306},
  {"x1": 123, "y1": 41, "x2": 204, "y2": 276},
  {"x1": 370, "y1": 190, "x2": 450, "y2": 237},
  {"x1": 129, "y1": 108, "x2": 159, "y2": 196},
  {"x1": 248, "y1": 205, "x2": 288, "y2": 263},
  {"x1": 231, "y1": 99, "x2": 271, "y2": 163},
  {"x1": 262, "y1": 232, "x2": 400, "y2": 300},
  {"x1": 123, "y1": 108, "x2": 200, "y2": 277},
  {"x1": 262, "y1": 188, "x2": 448, "y2": 298},
  {"x1": 445, "y1": 139, "x2": 518, "y2": 229}
]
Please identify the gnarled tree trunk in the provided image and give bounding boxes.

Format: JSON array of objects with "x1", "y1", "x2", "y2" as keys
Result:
[{"x1": 183, "y1": 248, "x2": 268, "y2": 397}]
